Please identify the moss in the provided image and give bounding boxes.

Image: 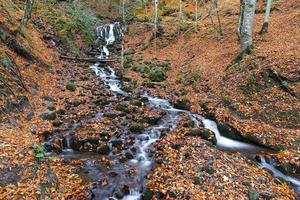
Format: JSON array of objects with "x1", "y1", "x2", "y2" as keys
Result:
[
  {"x1": 173, "y1": 98, "x2": 191, "y2": 110},
  {"x1": 66, "y1": 81, "x2": 76, "y2": 91},
  {"x1": 148, "y1": 68, "x2": 167, "y2": 82},
  {"x1": 129, "y1": 123, "x2": 145, "y2": 133}
]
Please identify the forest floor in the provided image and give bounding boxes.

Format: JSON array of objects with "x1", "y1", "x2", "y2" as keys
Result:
[{"x1": 0, "y1": 0, "x2": 299, "y2": 199}]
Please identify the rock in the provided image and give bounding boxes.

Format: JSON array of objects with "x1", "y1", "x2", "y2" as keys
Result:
[
  {"x1": 173, "y1": 99, "x2": 191, "y2": 110},
  {"x1": 111, "y1": 140, "x2": 123, "y2": 147},
  {"x1": 103, "y1": 112, "x2": 118, "y2": 119},
  {"x1": 87, "y1": 137, "x2": 99, "y2": 145},
  {"x1": 97, "y1": 144, "x2": 110, "y2": 155},
  {"x1": 142, "y1": 188, "x2": 154, "y2": 200},
  {"x1": 193, "y1": 176, "x2": 202, "y2": 185},
  {"x1": 66, "y1": 81, "x2": 76, "y2": 91},
  {"x1": 47, "y1": 105, "x2": 56, "y2": 111},
  {"x1": 116, "y1": 102, "x2": 131, "y2": 113},
  {"x1": 187, "y1": 128, "x2": 217, "y2": 145},
  {"x1": 40, "y1": 111, "x2": 56, "y2": 121},
  {"x1": 202, "y1": 162, "x2": 216, "y2": 174},
  {"x1": 183, "y1": 119, "x2": 195, "y2": 128},
  {"x1": 171, "y1": 143, "x2": 181, "y2": 150},
  {"x1": 125, "y1": 152, "x2": 134, "y2": 159},
  {"x1": 130, "y1": 99, "x2": 143, "y2": 107},
  {"x1": 129, "y1": 123, "x2": 145, "y2": 133},
  {"x1": 56, "y1": 109, "x2": 66, "y2": 115},
  {"x1": 248, "y1": 188, "x2": 259, "y2": 200},
  {"x1": 143, "y1": 115, "x2": 162, "y2": 125},
  {"x1": 25, "y1": 111, "x2": 34, "y2": 120},
  {"x1": 52, "y1": 120, "x2": 63, "y2": 127},
  {"x1": 259, "y1": 191, "x2": 275, "y2": 199}
]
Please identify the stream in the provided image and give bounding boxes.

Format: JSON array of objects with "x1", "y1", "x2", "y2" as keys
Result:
[{"x1": 61, "y1": 22, "x2": 300, "y2": 199}]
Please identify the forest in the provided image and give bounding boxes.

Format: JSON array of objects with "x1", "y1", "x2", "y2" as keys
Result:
[{"x1": 0, "y1": 0, "x2": 299, "y2": 199}]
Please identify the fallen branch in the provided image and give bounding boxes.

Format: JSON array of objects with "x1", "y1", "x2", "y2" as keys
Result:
[{"x1": 60, "y1": 55, "x2": 119, "y2": 63}]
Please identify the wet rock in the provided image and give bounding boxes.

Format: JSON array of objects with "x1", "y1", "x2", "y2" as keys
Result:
[
  {"x1": 51, "y1": 137, "x2": 62, "y2": 153},
  {"x1": 66, "y1": 81, "x2": 76, "y2": 91},
  {"x1": 87, "y1": 137, "x2": 99, "y2": 145},
  {"x1": 111, "y1": 139, "x2": 123, "y2": 147},
  {"x1": 129, "y1": 123, "x2": 145, "y2": 133},
  {"x1": 187, "y1": 128, "x2": 217, "y2": 145},
  {"x1": 173, "y1": 98, "x2": 191, "y2": 110},
  {"x1": 125, "y1": 152, "x2": 134, "y2": 159},
  {"x1": 40, "y1": 111, "x2": 56, "y2": 121},
  {"x1": 41, "y1": 130, "x2": 51, "y2": 140},
  {"x1": 142, "y1": 188, "x2": 154, "y2": 200},
  {"x1": 114, "y1": 185, "x2": 130, "y2": 199},
  {"x1": 97, "y1": 144, "x2": 110, "y2": 155}
]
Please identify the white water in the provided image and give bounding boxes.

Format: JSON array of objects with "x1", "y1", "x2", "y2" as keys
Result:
[{"x1": 90, "y1": 22, "x2": 300, "y2": 199}]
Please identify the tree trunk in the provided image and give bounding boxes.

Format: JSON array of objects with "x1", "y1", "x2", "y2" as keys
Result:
[
  {"x1": 195, "y1": 0, "x2": 199, "y2": 30},
  {"x1": 21, "y1": 0, "x2": 34, "y2": 26},
  {"x1": 179, "y1": 0, "x2": 183, "y2": 19},
  {"x1": 259, "y1": 0, "x2": 272, "y2": 34},
  {"x1": 211, "y1": 0, "x2": 223, "y2": 36},
  {"x1": 238, "y1": 0, "x2": 256, "y2": 54}
]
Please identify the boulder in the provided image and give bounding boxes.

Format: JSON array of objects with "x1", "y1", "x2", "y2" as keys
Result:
[{"x1": 187, "y1": 128, "x2": 217, "y2": 145}]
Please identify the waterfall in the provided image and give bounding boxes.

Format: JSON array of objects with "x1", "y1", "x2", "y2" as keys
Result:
[{"x1": 95, "y1": 22, "x2": 122, "y2": 58}]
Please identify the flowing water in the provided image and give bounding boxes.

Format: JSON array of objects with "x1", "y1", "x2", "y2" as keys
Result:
[{"x1": 61, "y1": 22, "x2": 300, "y2": 199}]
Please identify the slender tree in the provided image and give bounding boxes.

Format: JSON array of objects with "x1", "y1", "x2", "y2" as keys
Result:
[
  {"x1": 211, "y1": 0, "x2": 223, "y2": 36},
  {"x1": 20, "y1": 0, "x2": 34, "y2": 27},
  {"x1": 237, "y1": 0, "x2": 256, "y2": 55},
  {"x1": 259, "y1": 0, "x2": 272, "y2": 34},
  {"x1": 179, "y1": 0, "x2": 183, "y2": 20},
  {"x1": 195, "y1": 0, "x2": 199, "y2": 30}
]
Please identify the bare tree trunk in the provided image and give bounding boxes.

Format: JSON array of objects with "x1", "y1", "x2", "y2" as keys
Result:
[
  {"x1": 259, "y1": 0, "x2": 272, "y2": 34},
  {"x1": 179, "y1": 0, "x2": 183, "y2": 20},
  {"x1": 195, "y1": 0, "x2": 199, "y2": 30},
  {"x1": 211, "y1": 0, "x2": 223, "y2": 36},
  {"x1": 238, "y1": 0, "x2": 256, "y2": 54},
  {"x1": 21, "y1": 0, "x2": 34, "y2": 26},
  {"x1": 122, "y1": 0, "x2": 126, "y2": 23}
]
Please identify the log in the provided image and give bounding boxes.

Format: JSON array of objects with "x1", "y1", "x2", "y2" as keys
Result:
[{"x1": 60, "y1": 55, "x2": 119, "y2": 63}]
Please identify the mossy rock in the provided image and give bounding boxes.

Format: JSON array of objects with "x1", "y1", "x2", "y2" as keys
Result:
[
  {"x1": 97, "y1": 144, "x2": 110, "y2": 155},
  {"x1": 142, "y1": 188, "x2": 154, "y2": 200},
  {"x1": 131, "y1": 100, "x2": 143, "y2": 107},
  {"x1": 143, "y1": 115, "x2": 162, "y2": 125},
  {"x1": 40, "y1": 111, "x2": 57, "y2": 121},
  {"x1": 52, "y1": 120, "x2": 63, "y2": 127},
  {"x1": 173, "y1": 99, "x2": 191, "y2": 110},
  {"x1": 116, "y1": 102, "x2": 131, "y2": 113},
  {"x1": 56, "y1": 109, "x2": 66, "y2": 115},
  {"x1": 148, "y1": 68, "x2": 167, "y2": 82},
  {"x1": 187, "y1": 128, "x2": 217, "y2": 145},
  {"x1": 129, "y1": 123, "x2": 145, "y2": 133},
  {"x1": 66, "y1": 81, "x2": 76, "y2": 91}
]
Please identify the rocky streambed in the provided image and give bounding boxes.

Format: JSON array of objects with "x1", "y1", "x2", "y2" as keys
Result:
[{"x1": 44, "y1": 22, "x2": 300, "y2": 199}]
